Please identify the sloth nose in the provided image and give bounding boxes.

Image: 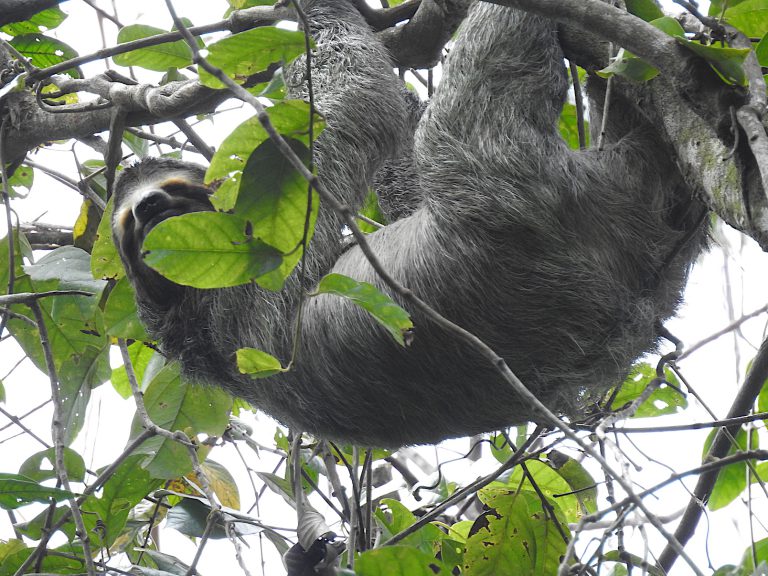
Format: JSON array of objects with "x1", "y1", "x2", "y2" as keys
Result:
[{"x1": 133, "y1": 190, "x2": 171, "y2": 225}]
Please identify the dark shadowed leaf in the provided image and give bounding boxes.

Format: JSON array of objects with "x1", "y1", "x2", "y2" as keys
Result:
[
  {"x1": 0, "y1": 6, "x2": 67, "y2": 36},
  {"x1": 677, "y1": 38, "x2": 750, "y2": 85}
]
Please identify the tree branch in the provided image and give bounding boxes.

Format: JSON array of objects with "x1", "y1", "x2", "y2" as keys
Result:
[{"x1": 658, "y1": 335, "x2": 768, "y2": 572}]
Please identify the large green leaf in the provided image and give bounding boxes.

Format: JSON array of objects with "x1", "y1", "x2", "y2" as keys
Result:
[
  {"x1": 0, "y1": 473, "x2": 75, "y2": 510},
  {"x1": 757, "y1": 32, "x2": 768, "y2": 66},
  {"x1": 111, "y1": 340, "x2": 158, "y2": 398},
  {"x1": 113, "y1": 24, "x2": 193, "y2": 72},
  {"x1": 199, "y1": 27, "x2": 307, "y2": 88},
  {"x1": 356, "y1": 547, "x2": 451, "y2": 576},
  {"x1": 237, "y1": 138, "x2": 317, "y2": 253},
  {"x1": 207, "y1": 101, "x2": 324, "y2": 211},
  {"x1": 597, "y1": 17, "x2": 685, "y2": 83},
  {"x1": 103, "y1": 276, "x2": 148, "y2": 340},
  {"x1": 722, "y1": 0, "x2": 768, "y2": 36},
  {"x1": 464, "y1": 488, "x2": 570, "y2": 576},
  {"x1": 128, "y1": 364, "x2": 232, "y2": 479},
  {"x1": 315, "y1": 274, "x2": 413, "y2": 346},
  {"x1": 142, "y1": 211, "x2": 283, "y2": 288},
  {"x1": 375, "y1": 499, "x2": 443, "y2": 551},
  {"x1": 705, "y1": 426, "x2": 758, "y2": 510},
  {"x1": 18, "y1": 447, "x2": 85, "y2": 483},
  {"x1": 91, "y1": 197, "x2": 124, "y2": 280},
  {"x1": 10, "y1": 34, "x2": 79, "y2": 77}
]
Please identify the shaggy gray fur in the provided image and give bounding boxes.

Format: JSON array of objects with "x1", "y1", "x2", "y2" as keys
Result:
[{"x1": 113, "y1": 0, "x2": 707, "y2": 447}]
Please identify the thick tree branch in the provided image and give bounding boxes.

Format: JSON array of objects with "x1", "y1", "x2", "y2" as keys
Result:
[
  {"x1": 378, "y1": 0, "x2": 472, "y2": 69},
  {"x1": 2, "y1": 78, "x2": 226, "y2": 163}
]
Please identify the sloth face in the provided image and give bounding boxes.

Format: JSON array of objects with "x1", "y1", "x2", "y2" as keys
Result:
[{"x1": 112, "y1": 158, "x2": 213, "y2": 305}]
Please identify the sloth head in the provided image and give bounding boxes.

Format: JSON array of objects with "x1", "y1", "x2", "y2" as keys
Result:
[{"x1": 112, "y1": 157, "x2": 213, "y2": 306}]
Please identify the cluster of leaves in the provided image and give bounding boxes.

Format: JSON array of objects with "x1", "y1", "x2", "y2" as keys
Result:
[{"x1": 600, "y1": 0, "x2": 768, "y2": 85}]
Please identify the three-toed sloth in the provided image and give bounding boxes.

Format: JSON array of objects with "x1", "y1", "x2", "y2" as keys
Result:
[{"x1": 113, "y1": 0, "x2": 708, "y2": 447}]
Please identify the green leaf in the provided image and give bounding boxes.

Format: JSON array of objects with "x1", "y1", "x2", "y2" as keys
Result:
[
  {"x1": 236, "y1": 348, "x2": 285, "y2": 378},
  {"x1": 91, "y1": 197, "x2": 124, "y2": 280},
  {"x1": 18, "y1": 447, "x2": 85, "y2": 482},
  {"x1": 237, "y1": 138, "x2": 317, "y2": 252},
  {"x1": 546, "y1": 451, "x2": 599, "y2": 515},
  {"x1": 625, "y1": 0, "x2": 665, "y2": 21},
  {"x1": 0, "y1": 543, "x2": 84, "y2": 576},
  {"x1": 464, "y1": 488, "x2": 570, "y2": 575},
  {"x1": 597, "y1": 18, "x2": 684, "y2": 83},
  {"x1": 704, "y1": 426, "x2": 757, "y2": 510},
  {"x1": 123, "y1": 129, "x2": 150, "y2": 158},
  {"x1": 0, "y1": 6, "x2": 67, "y2": 36},
  {"x1": 128, "y1": 363, "x2": 233, "y2": 479},
  {"x1": 194, "y1": 459, "x2": 241, "y2": 509},
  {"x1": 722, "y1": 0, "x2": 768, "y2": 37},
  {"x1": 232, "y1": 137, "x2": 318, "y2": 289},
  {"x1": 709, "y1": 0, "x2": 752, "y2": 16},
  {"x1": 113, "y1": 24, "x2": 193, "y2": 72},
  {"x1": 103, "y1": 276, "x2": 149, "y2": 340},
  {"x1": 111, "y1": 340, "x2": 157, "y2": 398},
  {"x1": 80, "y1": 455, "x2": 162, "y2": 547},
  {"x1": 356, "y1": 547, "x2": 451, "y2": 576},
  {"x1": 7, "y1": 164, "x2": 33, "y2": 197},
  {"x1": 358, "y1": 191, "x2": 387, "y2": 232},
  {"x1": 756, "y1": 32, "x2": 768, "y2": 66},
  {"x1": 607, "y1": 362, "x2": 688, "y2": 417},
  {"x1": 376, "y1": 499, "x2": 443, "y2": 551},
  {"x1": 142, "y1": 211, "x2": 283, "y2": 289},
  {"x1": 558, "y1": 102, "x2": 588, "y2": 150},
  {"x1": 650, "y1": 15, "x2": 687, "y2": 37},
  {"x1": 10, "y1": 34, "x2": 79, "y2": 77},
  {"x1": 315, "y1": 273, "x2": 413, "y2": 346},
  {"x1": 738, "y1": 537, "x2": 768, "y2": 572},
  {"x1": 597, "y1": 49, "x2": 659, "y2": 82},
  {"x1": 677, "y1": 38, "x2": 751, "y2": 86},
  {"x1": 503, "y1": 458, "x2": 593, "y2": 523},
  {"x1": 199, "y1": 27, "x2": 307, "y2": 88},
  {"x1": 0, "y1": 473, "x2": 75, "y2": 510},
  {"x1": 207, "y1": 101, "x2": 324, "y2": 211}
]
